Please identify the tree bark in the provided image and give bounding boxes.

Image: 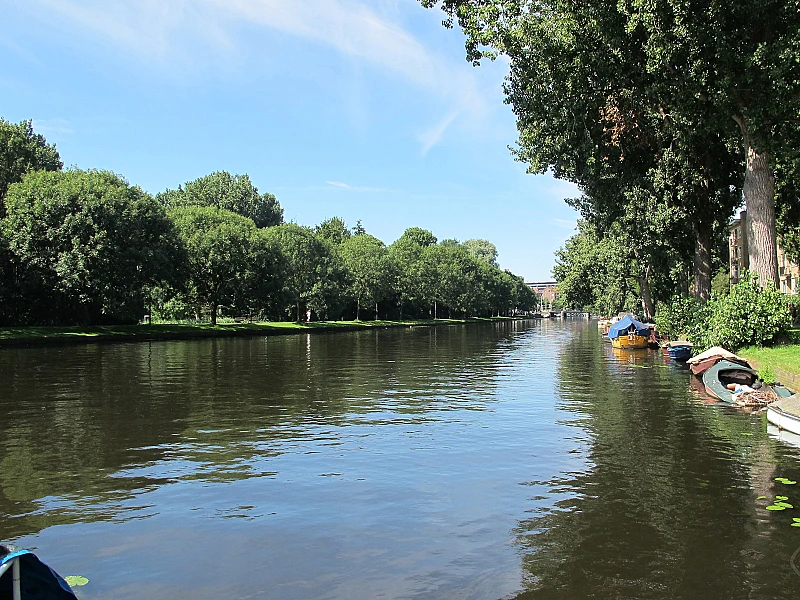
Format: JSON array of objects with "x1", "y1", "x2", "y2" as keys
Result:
[
  {"x1": 635, "y1": 275, "x2": 655, "y2": 320},
  {"x1": 736, "y1": 118, "x2": 779, "y2": 288},
  {"x1": 693, "y1": 222, "x2": 712, "y2": 301},
  {"x1": 210, "y1": 303, "x2": 217, "y2": 325}
]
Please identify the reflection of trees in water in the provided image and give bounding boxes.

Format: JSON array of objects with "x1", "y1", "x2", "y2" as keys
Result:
[
  {"x1": 0, "y1": 322, "x2": 521, "y2": 539},
  {"x1": 513, "y1": 323, "x2": 800, "y2": 599}
]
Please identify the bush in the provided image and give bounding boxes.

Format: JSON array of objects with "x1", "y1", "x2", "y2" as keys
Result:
[
  {"x1": 689, "y1": 273, "x2": 791, "y2": 350},
  {"x1": 655, "y1": 295, "x2": 702, "y2": 339}
]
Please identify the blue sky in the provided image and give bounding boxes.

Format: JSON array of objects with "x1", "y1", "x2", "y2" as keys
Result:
[{"x1": 1, "y1": 0, "x2": 579, "y2": 281}]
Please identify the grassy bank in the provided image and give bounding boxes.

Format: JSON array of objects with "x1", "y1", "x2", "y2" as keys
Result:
[
  {"x1": 740, "y1": 330, "x2": 800, "y2": 390},
  {"x1": 0, "y1": 317, "x2": 522, "y2": 348}
]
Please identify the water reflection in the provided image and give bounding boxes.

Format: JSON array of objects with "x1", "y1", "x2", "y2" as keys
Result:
[
  {"x1": 513, "y1": 322, "x2": 800, "y2": 599},
  {"x1": 2, "y1": 320, "x2": 800, "y2": 599}
]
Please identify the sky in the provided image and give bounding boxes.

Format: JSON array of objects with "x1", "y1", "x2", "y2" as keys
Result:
[{"x1": 1, "y1": 0, "x2": 580, "y2": 281}]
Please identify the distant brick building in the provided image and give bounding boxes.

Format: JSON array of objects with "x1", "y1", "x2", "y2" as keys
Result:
[
  {"x1": 729, "y1": 210, "x2": 799, "y2": 293},
  {"x1": 527, "y1": 280, "x2": 559, "y2": 308}
]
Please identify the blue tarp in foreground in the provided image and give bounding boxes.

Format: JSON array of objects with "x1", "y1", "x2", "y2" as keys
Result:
[
  {"x1": 607, "y1": 315, "x2": 650, "y2": 339},
  {"x1": 0, "y1": 549, "x2": 78, "y2": 600}
]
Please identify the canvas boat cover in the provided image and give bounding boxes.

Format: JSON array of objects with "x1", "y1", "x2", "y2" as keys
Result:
[
  {"x1": 0, "y1": 548, "x2": 78, "y2": 600},
  {"x1": 606, "y1": 314, "x2": 650, "y2": 339},
  {"x1": 686, "y1": 346, "x2": 749, "y2": 367}
]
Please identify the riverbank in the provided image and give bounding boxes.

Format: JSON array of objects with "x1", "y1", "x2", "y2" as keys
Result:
[
  {"x1": 739, "y1": 342, "x2": 800, "y2": 391},
  {"x1": 0, "y1": 317, "x2": 527, "y2": 348}
]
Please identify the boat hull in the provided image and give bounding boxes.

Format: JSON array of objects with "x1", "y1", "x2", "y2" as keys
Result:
[
  {"x1": 701, "y1": 359, "x2": 758, "y2": 402},
  {"x1": 667, "y1": 346, "x2": 692, "y2": 361},
  {"x1": 610, "y1": 335, "x2": 649, "y2": 349},
  {"x1": 767, "y1": 396, "x2": 800, "y2": 435}
]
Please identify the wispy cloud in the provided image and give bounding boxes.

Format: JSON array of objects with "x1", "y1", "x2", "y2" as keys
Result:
[
  {"x1": 326, "y1": 181, "x2": 390, "y2": 193},
  {"x1": 418, "y1": 111, "x2": 458, "y2": 155},
  {"x1": 552, "y1": 218, "x2": 577, "y2": 230},
  {"x1": 31, "y1": 118, "x2": 75, "y2": 135},
  {"x1": 23, "y1": 0, "x2": 491, "y2": 151}
]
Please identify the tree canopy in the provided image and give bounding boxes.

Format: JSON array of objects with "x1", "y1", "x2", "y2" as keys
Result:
[
  {"x1": 158, "y1": 171, "x2": 283, "y2": 228},
  {"x1": 0, "y1": 118, "x2": 62, "y2": 210},
  {"x1": 3, "y1": 169, "x2": 181, "y2": 324},
  {"x1": 422, "y1": 0, "x2": 800, "y2": 295}
]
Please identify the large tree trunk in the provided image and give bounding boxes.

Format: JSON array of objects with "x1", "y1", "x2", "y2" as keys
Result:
[
  {"x1": 736, "y1": 119, "x2": 779, "y2": 288},
  {"x1": 693, "y1": 222, "x2": 712, "y2": 302},
  {"x1": 635, "y1": 275, "x2": 655, "y2": 320},
  {"x1": 210, "y1": 302, "x2": 217, "y2": 325}
]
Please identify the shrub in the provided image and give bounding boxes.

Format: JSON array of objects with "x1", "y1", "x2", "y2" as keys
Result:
[
  {"x1": 691, "y1": 273, "x2": 791, "y2": 350},
  {"x1": 655, "y1": 295, "x2": 701, "y2": 339}
]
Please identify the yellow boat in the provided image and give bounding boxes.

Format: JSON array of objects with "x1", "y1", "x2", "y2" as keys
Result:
[
  {"x1": 607, "y1": 314, "x2": 650, "y2": 350},
  {"x1": 610, "y1": 333, "x2": 649, "y2": 349}
]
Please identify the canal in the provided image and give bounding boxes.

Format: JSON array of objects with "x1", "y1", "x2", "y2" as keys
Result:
[{"x1": 2, "y1": 320, "x2": 800, "y2": 599}]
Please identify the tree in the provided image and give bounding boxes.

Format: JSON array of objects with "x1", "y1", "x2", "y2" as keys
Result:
[
  {"x1": 0, "y1": 118, "x2": 62, "y2": 210},
  {"x1": 242, "y1": 228, "x2": 287, "y2": 320},
  {"x1": 398, "y1": 227, "x2": 437, "y2": 248},
  {"x1": 261, "y1": 223, "x2": 329, "y2": 321},
  {"x1": 462, "y1": 239, "x2": 499, "y2": 267},
  {"x1": 169, "y1": 206, "x2": 256, "y2": 325},
  {"x1": 315, "y1": 216, "x2": 352, "y2": 245},
  {"x1": 3, "y1": 169, "x2": 182, "y2": 324},
  {"x1": 339, "y1": 234, "x2": 393, "y2": 320},
  {"x1": 620, "y1": 0, "x2": 800, "y2": 288},
  {"x1": 158, "y1": 171, "x2": 283, "y2": 228},
  {"x1": 421, "y1": 0, "x2": 748, "y2": 298}
]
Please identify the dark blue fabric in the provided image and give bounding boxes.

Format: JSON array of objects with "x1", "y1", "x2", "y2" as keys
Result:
[
  {"x1": 0, "y1": 551, "x2": 78, "y2": 600},
  {"x1": 607, "y1": 315, "x2": 650, "y2": 339}
]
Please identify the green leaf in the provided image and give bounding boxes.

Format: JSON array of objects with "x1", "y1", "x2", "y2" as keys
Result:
[
  {"x1": 757, "y1": 495, "x2": 767, "y2": 500},
  {"x1": 766, "y1": 505, "x2": 787, "y2": 510},
  {"x1": 776, "y1": 496, "x2": 789, "y2": 501},
  {"x1": 792, "y1": 522, "x2": 800, "y2": 527},
  {"x1": 65, "y1": 576, "x2": 89, "y2": 587}
]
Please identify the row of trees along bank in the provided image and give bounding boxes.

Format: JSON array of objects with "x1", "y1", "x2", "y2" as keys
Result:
[
  {"x1": 423, "y1": 0, "x2": 800, "y2": 320},
  {"x1": 0, "y1": 118, "x2": 537, "y2": 326}
]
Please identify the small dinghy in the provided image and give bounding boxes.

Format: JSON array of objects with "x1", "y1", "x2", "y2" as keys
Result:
[
  {"x1": 701, "y1": 359, "x2": 759, "y2": 402},
  {"x1": 687, "y1": 346, "x2": 750, "y2": 375},
  {"x1": 664, "y1": 341, "x2": 693, "y2": 361}
]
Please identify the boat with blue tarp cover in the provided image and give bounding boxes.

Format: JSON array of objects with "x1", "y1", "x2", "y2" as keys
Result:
[
  {"x1": 606, "y1": 314, "x2": 650, "y2": 349},
  {"x1": 0, "y1": 545, "x2": 78, "y2": 600}
]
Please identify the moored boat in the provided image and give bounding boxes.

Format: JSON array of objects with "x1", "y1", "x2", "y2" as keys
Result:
[
  {"x1": 701, "y1": 359, "x2": 759, "y2": 402},
  {"x1": 607, "y1": 314, "x2": 650, "y2": 350},
  {"x1": 687, "y1": 346, "x2": 750, "y2": 375},
  {"x1": 767, "y1": 395, "x2": 800, "y2": 435},
  {"x1": 665, "y1": 341, "x2": 693, "y2": 361}
]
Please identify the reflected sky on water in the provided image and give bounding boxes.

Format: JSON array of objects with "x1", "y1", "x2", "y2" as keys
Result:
[{"x1": 2, "y1": 320, "x2": 800, "y2": 599}]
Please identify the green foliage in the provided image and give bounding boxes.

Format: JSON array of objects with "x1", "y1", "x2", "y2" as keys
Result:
[
  {"x1": 169, "y1": 206, "x2": 257, "y2": 325},
  {"x1": 711, "y1": 270, "x2": 730, "y2": 298},
  {"x1": 158, "y1": 171, "x2": 283, "y2": 228},
  {"x1": 0, "y1": 118, "x2": 62, "y2": 207},
  {"x1": 261, "y1": 223, "x2": 331, "y2": 321},
  {"x1": 3, "y1": 169, "x2": 183, "y2": 325},
  {"x1": 661, "y1": 274, "x2": 792, "y2": 351},
  {"x1": 339, "y1": 234, "x2": 392, "y2": 319},
  {"x1": 695, "y1": 274, "x2": 792, "y2": 350},
  {"x1": 758, "y1": 365, "x2": 777, "y2": 386},
  {"x1": 398, "y1": 227, "x2": 437, "y2": 247},
  {"x1": 462, "y1": 239, "x2": 498, "y2": 267},
  {"x1": 315, "y1": 216, "x2": 351, "y2": 245},
  {"x1": 655, "y1": 296, "x2": 702, "y2": 340}
]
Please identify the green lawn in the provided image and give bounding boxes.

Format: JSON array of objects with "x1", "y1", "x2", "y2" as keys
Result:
[
  {"x1": 0, "y1": 317, "x2": 510, "y2": 345},
  {"x1": 740, "y1": 328, "x2": 800, "y2": 387}
]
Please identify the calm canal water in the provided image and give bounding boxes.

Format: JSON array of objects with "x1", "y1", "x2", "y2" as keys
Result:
[{"x1": 2, "y1": 320, "x2": 800, "y2": 599}]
